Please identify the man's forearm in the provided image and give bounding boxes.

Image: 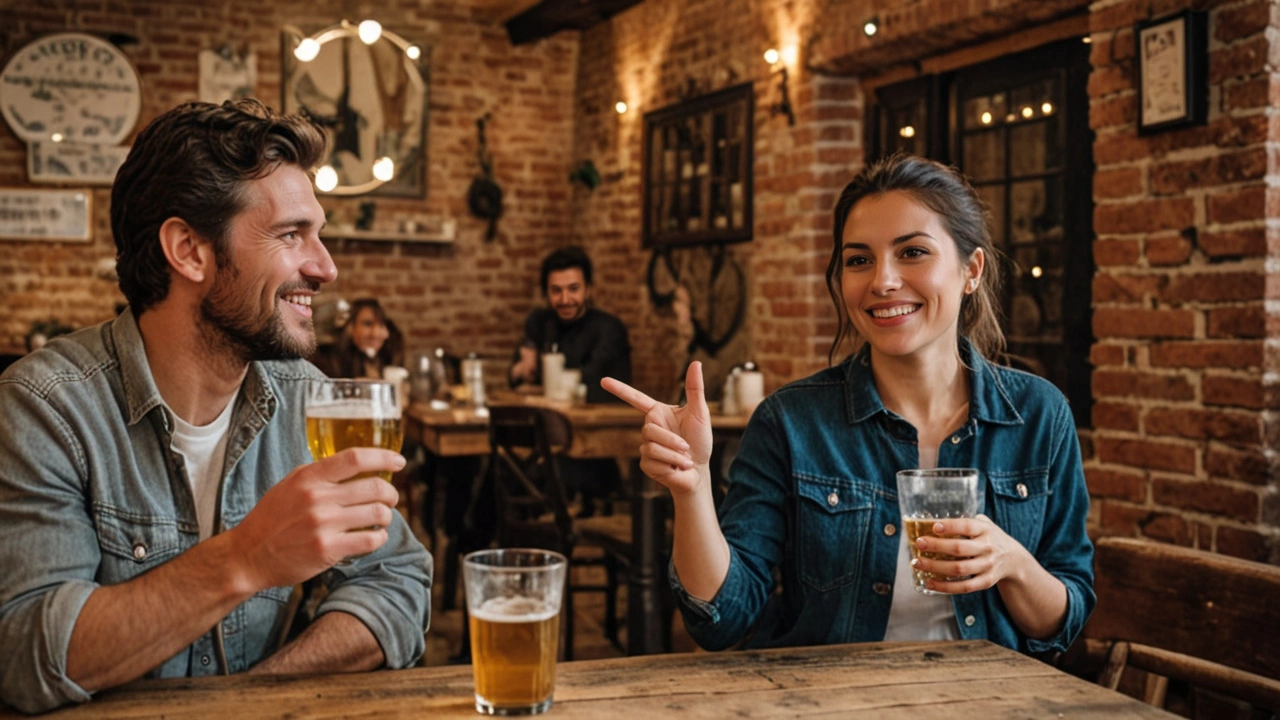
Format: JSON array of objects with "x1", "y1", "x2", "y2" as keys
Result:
[
  {"x1": 66, "y1": 532, "x2": 256, "y2": 692},
  {"x1": 249, "y1": 611, "x2": 384, "y2": 675}
]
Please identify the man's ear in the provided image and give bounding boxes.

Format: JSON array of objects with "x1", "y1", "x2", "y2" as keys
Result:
[{"x1": 158, "y1": 217, "x2": 215, "y2": 284}]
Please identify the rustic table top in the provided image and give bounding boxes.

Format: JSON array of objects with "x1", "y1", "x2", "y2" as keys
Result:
[{"x1": 4, "y1": 640, "x2": 1174, "y2": 719}]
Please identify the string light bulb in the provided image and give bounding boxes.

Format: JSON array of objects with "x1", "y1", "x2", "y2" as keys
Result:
[
  {"x1": 615, "y1": 101, "x2": 628, "y2": 114},
  {"x1": 763, "y1": 48, "x2": 780, "y2": 65},
  {"x1": 294, "y1": 37, "x2": 320, "y2": 62},
  {"x1": 315, "y1": 165, "x2": 338, "y2": 192},
  {"x1": 372, "y1": 156, "x2": 395, "y2": 182},
  {"x1": 358, "y1": 19, "x2": 382, "y2": 44},
  {"x1": 863, "y1": 17, "x2": 879, "y2": 37},
  {"x1": 406, "y1": 45, "x2": 421, "y2": 60}
]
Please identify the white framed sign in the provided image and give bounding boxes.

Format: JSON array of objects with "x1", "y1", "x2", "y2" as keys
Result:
[
  {"x1": 0, "y1": 32, "x2": 141, "y2": 145},
  {"x1": 0, "y1": 188, "x2": 92, "y2": 242},
  {"x1": 28, "y1": 141, "x2": 130, "y2": 185}
]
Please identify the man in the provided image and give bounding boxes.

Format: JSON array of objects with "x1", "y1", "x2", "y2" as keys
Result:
[
  {"x1": 509, "y1": 246, "x2": 631, "y2": 517},
  {"x1": 510, "y1": 246, "x2": 632, "y2": 403},
  {"x1": 0, "y1": 100, "x2": 431, "y2": 714}
]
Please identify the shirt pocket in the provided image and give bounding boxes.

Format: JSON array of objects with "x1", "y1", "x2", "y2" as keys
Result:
[
  {"x1": 94, "y1": 506, "x2": 186, "y2": 584},
  {"x1": 795, "y1": 475, "x2": 875, "y2": 592},
  {"x1": 989, "y1": 468, "x2": 1051, "y2": 553}
]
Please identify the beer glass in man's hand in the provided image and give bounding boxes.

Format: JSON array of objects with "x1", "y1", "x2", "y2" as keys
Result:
[{"x1": 306, "y1": 379, "x2": 403, "y2": 562}]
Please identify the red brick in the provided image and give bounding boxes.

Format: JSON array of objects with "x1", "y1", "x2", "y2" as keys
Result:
[
  {"x1": 1150, "y1": 341, "x2": 1263, "y2": 369},
  {"x1": 1095, "y1": 436, "x2": 1196, "y2": 473},
  {"x1": 1152, "y1": 477, "x2": 1259, "y2": 522},
  {"x1": 1208, "y1": 35, "x2": 1271, "y2": 83},
  {"x1": 1086, "y1": 467, "x2": 1146, "y2": 502},
  {"x1": 1093, "y1": 307, "x2": 1195, "y2": 339},
  {"x1": 1094, "y1": 239, "x2": 1141, "y2": 266},
  {"x1": 1207, "y1": 185, "x2": 1265, "y2": 224},
  {"x1": 1095, "y1": 197, "x2": 1195, "y2": 234},
  {"x1": 1145, "y1": 234, "x2": 1193, "y2": 266},
  {"x1": 1224, "y1": 76, "x2": 1269, "y2": 111},
  {"x1": 1090, "y1": 343, "x2": 1127, "y2": 367},
  {"x1": 1215, "y1": 526, "x2": 1272, "y2": 562},
  {"x1": 1094, "y1": 133, "x2": 1151, "y2": 165},
  {"x1": 1206, "y1": 305, "x2": 1264, "y2": 338},
  {"x1": 1205, "y1": 444, "x2": 1270, "y2": 484},
  {"x1": 1149, "y1": 148, "x2": 1266, "y2": 195},
  {"x1": 1162, "y1": 272, "x2": 1263, "y2": 304},
  {"x1": 1200, "y1": 227, "x2": 1266, "y2": 259},
  {"x1": 1093, "y1": 166, "x2": 1143, "y2": 199},
  {"x1": 1093, "y1": 273, "x2": 1167, "y2": 303},
  {"x1": 1089, "y1": 94, "x2": 1136, "y2": 130},
  {"x1": 1092, "y1": 369, "x2": 1195, "y2": 401},
  {"x1": 1145, "y1": 407, "x2": 1260, "y2": 444},
  {"x1": 1140, "y1": 509, "x2": 1194, "y2": 546},
  {"x1": 1099, "y1": 500, "x2": 1148, "y2": 537},
  {"x1": 1087, "y1": 65, "x2": 1133, "y2": 98},
  {"x1": 1093, "y1": 401, "x2": 1140, "y2": 431},
  {"x1": 1215, "y1": 0, "x2": 1271, "y2": 43}
]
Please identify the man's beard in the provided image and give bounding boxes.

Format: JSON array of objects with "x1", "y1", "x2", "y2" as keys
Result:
[{"x1": 199, "y1": 260, "x2": 318, "y2": 363}]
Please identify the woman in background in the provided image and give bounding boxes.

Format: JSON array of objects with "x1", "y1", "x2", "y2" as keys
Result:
[{"x1": 312, "y1": 298, "x2": 403, "y2": 379}]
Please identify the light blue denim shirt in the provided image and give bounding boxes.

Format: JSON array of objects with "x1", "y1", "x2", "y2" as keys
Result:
[
  {"x1": 673, "y1": 342, "x2": 1094, "y2": 656},
  {"x1": 0, "y1": 310, "x2": 432, "y2": 713}
]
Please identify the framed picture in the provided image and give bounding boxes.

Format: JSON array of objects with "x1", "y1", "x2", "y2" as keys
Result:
[
  {"x1": 1135, "y1": 10, "x2": 1207, "y2": 134},
  {"x1": 0, "y1": 188, "x2": 92, "y2": 242},
  {"x1": 28, "y1": 142, "x2": 131, "y2": 185}
]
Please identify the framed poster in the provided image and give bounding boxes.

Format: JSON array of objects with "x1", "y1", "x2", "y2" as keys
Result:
[
  {"x1": 0, "y1": 188, "x2": 92, "y2": 242},
  {"x1": 1135, "y1": 10, "x2": 1207, "y2": 134},
  {"x1": 28, "y1": 141, "x2": 130, "y2": 185}
]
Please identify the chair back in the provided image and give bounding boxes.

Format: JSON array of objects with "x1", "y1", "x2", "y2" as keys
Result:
[
  {"x1": 486, "y1": 405, "x2": 576, "y2": 553},
  {"x1": 1084, "y1": 537, "x2": 1280, "y2": 711}
]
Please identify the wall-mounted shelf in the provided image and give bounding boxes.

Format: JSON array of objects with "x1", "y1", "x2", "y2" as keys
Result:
[{"x1": 323, "y1": 219, "x2": 456, "y2": 245}]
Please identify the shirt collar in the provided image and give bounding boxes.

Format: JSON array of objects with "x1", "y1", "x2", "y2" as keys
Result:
[{"x1": 842, "y1": 339, "x2": 1024, "y2": 426}]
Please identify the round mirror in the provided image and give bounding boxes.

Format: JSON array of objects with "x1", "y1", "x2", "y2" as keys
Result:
[{"x1": 282, "y1": 22, "x2": 427, "y2": 196}]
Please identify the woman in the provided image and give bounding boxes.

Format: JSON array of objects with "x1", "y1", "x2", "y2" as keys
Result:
[
  {"x1": 603, "y1": 154, "x2": 1094, "y2": 655},
  {"x1": 312, "y1": 298, "x2": 402, "y2": 379}
]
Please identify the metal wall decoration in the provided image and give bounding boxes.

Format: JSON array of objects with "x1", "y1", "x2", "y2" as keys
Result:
[
  {"x1": 27, "y1": 141, "x2": 129, "y2": 185},
  {"x1": 0, "y1": 188, "x2": 92, "y2": 242}
]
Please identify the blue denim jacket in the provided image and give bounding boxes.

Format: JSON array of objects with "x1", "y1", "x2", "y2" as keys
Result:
[
  {"x1": 0, "y1": 311, "x2": 433, "y2": 713},
  {"x1": 672, "y1": 343, "x2": 1094, "y2": 656}
]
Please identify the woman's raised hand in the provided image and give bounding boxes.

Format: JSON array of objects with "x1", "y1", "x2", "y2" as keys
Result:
[{"x1": 602, "y1": 362, "x2": 713, "y2": 496}]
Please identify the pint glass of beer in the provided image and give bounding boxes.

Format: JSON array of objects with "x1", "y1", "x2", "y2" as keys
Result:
[
  {"x1": 305, "y1": 378, "x2": 404, "y2": 481},
  {"x1": 896, "y1": 468, "x2": 983, "y2": 595},
  {"x1": 463, "y1": 548, "x2": 567, "y2": 716}
]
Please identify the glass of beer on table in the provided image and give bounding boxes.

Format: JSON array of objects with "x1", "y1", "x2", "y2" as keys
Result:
[
  {"x1": 895, "y1": 468, "x2": 983, "y2": 594},
  {"x1": 463, "y1": 548, "x2": 567, "y2": 716},
  {"x1": 306, "y1": 379, "x2": 403, "y2": 560}
]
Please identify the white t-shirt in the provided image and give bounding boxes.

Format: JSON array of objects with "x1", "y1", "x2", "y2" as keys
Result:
[
  {"x1": 168, "y1": 399, "x2": 236, "y2": 541},
  {"x1": 882, "y1": 443, "x2": 961, "y2": 641}
]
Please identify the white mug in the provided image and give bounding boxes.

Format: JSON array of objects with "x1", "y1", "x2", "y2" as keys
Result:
[
  {"x1": 541, "y1": 353, "x2": 565, "y2": 398},
  {"x1": 737, "y1": 370, "x2": 764, "y2": 415}
]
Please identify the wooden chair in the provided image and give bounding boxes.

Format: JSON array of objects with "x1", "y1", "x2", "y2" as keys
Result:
[
  {"x1": 486, "y1": 404, "x2": 634, "y2": 659},
  {"x1": 1065, "y1": 537, "x2": 1280, "y2": 716}
]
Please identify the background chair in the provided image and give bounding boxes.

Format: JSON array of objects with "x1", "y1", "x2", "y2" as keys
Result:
[
  {"x1": 486, "y1": 404, "x2": 634, "y2": 659},
  {"x1": 1062, "y1": 537, "x2": 1280, "y2": 717}
]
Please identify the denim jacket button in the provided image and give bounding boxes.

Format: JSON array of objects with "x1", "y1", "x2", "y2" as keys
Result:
[
  {"x1": 1016, "y1": 483, "x2": 1028, "y2": 498},
  {"x1": 826, "y1": 491, "x2": 839, "y2": 507},
  {"x1": 201, "y1": 654, "x2": 211, "y2": 667},
  {"x1": 132, "y1": 543, "x2": 147, "y2": 561},
  {"x1": 883, "y1": 523, "x2": 896, "y2": 536},
  {"x1": 964, "y1": 614, "x2": 976, "y2": 627},
  {"x1": 950, "y1": 435, "x2": 962, "y2": 444},
  {"x1": 872, "y1": 582, "x2": 891, "y2": 595}
]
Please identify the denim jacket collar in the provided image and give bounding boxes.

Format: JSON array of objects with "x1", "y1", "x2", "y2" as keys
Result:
[
  {"x1": 842, "y1": 339, "x2": 1024, "y2": 427},
  {"x1": 110, "y1": 309, "x2": 277, "y2": 431}
]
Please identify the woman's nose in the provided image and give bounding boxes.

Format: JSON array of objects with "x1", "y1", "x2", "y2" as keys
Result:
[{"x1": 870, "y1": 260, "x2": 901, "y2": 293}]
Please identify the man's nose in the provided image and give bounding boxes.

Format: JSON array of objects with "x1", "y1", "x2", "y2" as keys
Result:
[{"x1": 304, "y1": 235, "x2": 338, "y2": 284}]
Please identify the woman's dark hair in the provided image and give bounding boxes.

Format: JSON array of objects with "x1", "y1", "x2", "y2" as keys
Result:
[
  {"x1": 316, "y1": 299, "x2": 404, "y2": 378},
  {"x1": 825, "y1": 153, "x2": 1004, "y2": 364},
  {"x1": 540, "y1": 246, "x2": 593, "y2": 292},
  {"x1": 111, "y1": 98, "x2": 328, "y2": 312}
]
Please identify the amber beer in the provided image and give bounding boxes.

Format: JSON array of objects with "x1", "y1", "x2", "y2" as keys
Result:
[
  {"x1": 469, "y1": 597, "x2": 560, "y2": 712},
  {"x1": 305, "y1": 403, "x2": 404, "y2": 482},
  {"x1": 904, "y1": 517, "x2": 968, "y2": 590}
]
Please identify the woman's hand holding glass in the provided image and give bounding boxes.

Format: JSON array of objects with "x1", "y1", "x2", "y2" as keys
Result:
[
  {"x1": 909, "y1": 513, "x2": 1035, "y2": 595},
  {"x1": 601, "y1": 361, "x2": 713, "y2": 496}
]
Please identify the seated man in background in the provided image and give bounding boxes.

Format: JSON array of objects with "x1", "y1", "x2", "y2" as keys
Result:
[
  {"x1": 510, "y1": 246, "x2": 631, "y2": 516},
  {"x1": 0, "y1": 99, "x2": 431, "y2": 714}
]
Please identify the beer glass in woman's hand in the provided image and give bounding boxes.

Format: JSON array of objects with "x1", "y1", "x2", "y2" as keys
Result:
[{"x1": 306, "y1": 379, "x2": 403, "y2": 561}]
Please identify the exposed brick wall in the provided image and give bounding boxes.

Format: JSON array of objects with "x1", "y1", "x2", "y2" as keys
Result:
[
  {"x1": 0, "y1": 0, "x2": 577, "y2": 364},
  {"x1": 1086, "y1": 0, "x2": 1278, "y2": 562}
]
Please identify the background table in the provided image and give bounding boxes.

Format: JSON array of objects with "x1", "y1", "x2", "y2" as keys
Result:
[{"x1": 2, "y1": 640, "x2": 1174, "y2": 718}]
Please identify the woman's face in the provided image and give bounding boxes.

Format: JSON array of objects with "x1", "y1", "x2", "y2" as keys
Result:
[
  {"x1": 350, "y1": 307, "x2": 390, "y2": 358},
  {"x1": 839, "y1": 191, "x2": 983, "y2": 362}
]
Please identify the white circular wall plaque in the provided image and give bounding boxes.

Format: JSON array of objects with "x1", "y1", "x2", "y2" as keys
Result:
[{"x1": 0, "y1": 32, "x2": 142, "y2": 145}]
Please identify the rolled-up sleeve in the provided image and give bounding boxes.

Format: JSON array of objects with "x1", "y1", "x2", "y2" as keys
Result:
[
  {"x1": 316, "y1": 512, "x2": 432, "y2": 669},
  {"x1": 0, "y1": 379, "x2": 100, "y2": 714}
]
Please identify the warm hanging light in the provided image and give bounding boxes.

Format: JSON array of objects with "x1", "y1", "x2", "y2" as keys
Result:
[
  {"x1": 980, "y1": 111, "x2": 992, "y2": 125},
  {"x1": 1031, "y1": 266, "x2": 1044, "y2": 278},
  {"x1": 315, "y1": 165, "x2": 338, "y2": 192},
  {"x1": 50, "y1": 132, "x2": 64, "y2": 143},
  {"x1": 1021, "y1": 106, "x2": 1034, "y2": 119},
  {"x1": 294, "y1": 37, "x2": 321, "y2": 62},
  {"x1": 1041, "y1": 101, "x2": 1054, "y2": 115},
  {"x1": 406, "y1": 44, "x2": 421, "y2": 60},
  {"x1": 863, "y1": 17, "x2": 879, "y2": 37},
  {"x1": 898, "y1": 125, "x2": 915, "y2": 138},
  {"x1": 358, "y1": 19, "x2": 382, "y2": 44},
  {"x1": 763, "y1": 48, "x2": 780, "y2": 65},
  {"x1": 615, "y1": 101, "x2": 628, "y2": 114},
  {"x1": 372, "y1": 156, "x2": 395, "y2": 182}
]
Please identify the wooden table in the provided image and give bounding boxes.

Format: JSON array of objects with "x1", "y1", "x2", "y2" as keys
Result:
[
  {"x1": 404, "y1": 397, "x2": 749, "y2": 656},
  {"x1": 3, "y1": 640, "x2": 1174, "y2": 718}
]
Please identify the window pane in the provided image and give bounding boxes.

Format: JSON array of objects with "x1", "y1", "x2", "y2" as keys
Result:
[
  {"x1": 963, "y1": 129, "x2": 1005, "y2": 181},
  {"x1": 1010, "y1": 122, "x2": 1051, "y2": 177},
  {"x1": 976, "y1": 184, "x2": 1006, "y2": 248},
  {"x1": 1009, "y1": 78, "x2": 1058, "y2": 126},
  {"x1": 962, "y1": 92, "x2": 1007, "y2": 130}
]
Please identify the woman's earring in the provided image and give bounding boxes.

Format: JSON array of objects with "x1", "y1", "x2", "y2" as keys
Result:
[{"x1": 966, "y1": 279, "x2": 977, "y2": 293}]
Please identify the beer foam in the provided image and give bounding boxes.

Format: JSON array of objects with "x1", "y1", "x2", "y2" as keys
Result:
[
  {"x1": 306, "y1": 400, "x2": 397, "y2": 419},
  {"x1": 472, "y1": 596, "x2": 558, "y2": 623}
]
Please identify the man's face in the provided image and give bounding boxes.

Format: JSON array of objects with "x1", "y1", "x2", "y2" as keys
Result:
[
  {"x1": 545, "y1": 267, "x2": 591, "y2": 323},
  {"x1": 199, "y1": 164, "x2": 337, "y2": 362}
]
